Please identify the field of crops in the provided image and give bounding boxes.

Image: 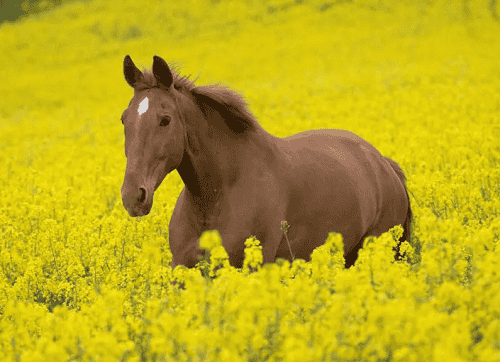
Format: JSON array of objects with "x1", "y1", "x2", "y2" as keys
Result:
[{"x1": 1, "y1": 0, "x2": 500, "y2": 360}]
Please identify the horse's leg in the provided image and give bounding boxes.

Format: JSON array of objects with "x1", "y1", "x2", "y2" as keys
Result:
[{"x1": 169, "y1": 190, "x2": 204, "y2": 268}]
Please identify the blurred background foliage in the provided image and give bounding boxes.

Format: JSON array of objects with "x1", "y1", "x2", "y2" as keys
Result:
[
  {"x1": 1, "y1": 0, "x2": 499, "y2": 23},
  {"x1": 1, "y1": 0, "x2": 83, "y2": 22}
]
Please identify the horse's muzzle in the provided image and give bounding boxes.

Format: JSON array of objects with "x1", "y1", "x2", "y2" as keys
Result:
[{"x1": 121, "y1": 184, "x2": 153, "y2": 217}]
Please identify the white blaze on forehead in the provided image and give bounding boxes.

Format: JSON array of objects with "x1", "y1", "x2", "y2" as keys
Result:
[{"x1": 138, "y1": 97, "x2": 149, "y2": 115}]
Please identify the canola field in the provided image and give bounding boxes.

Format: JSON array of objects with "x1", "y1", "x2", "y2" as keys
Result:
[{"x1": 1, "y1": 0, "x2": 500, "y2": 360}]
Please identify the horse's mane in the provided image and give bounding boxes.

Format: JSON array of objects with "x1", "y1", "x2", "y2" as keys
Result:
[{"x1": 138, "y1": 68, "x2": 258, "y2": 135}]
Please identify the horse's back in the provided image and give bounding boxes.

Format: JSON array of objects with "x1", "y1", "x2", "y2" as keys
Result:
[{"x1": 277, "y1": 129, "x2": 409, "y2": 260}]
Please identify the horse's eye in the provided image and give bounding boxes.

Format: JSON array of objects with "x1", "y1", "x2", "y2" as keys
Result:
[{"x1": 160, "y1": 115, "x2": 171, "y2": 127}]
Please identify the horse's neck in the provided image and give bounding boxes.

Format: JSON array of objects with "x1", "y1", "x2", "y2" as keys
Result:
[
  {"x1": 176, "y1": 98, "x2": 227, "y2": 203},
  {"x1": 176, "y1": 93, "x2": 277, "y2": 205},
  {"x1": 177, "y1": 140, "x2": 223, "y2": 203}
]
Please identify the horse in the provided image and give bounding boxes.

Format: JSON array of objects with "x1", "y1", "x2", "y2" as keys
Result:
[{"x1": 120, "y1": 55, "x2": 412, "y2": 268}]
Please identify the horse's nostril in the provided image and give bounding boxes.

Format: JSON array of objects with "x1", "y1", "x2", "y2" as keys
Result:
[{"x1": 138, "y1": 187, "x2": 146, "y2": 203}]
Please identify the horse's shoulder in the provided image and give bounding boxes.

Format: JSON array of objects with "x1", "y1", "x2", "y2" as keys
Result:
[{"x1": 170, "y1": 188, "x2": 189, "y2": 225}]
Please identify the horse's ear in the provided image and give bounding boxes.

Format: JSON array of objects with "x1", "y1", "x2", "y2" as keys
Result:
[
  {"x1": 152, "y1": 55, "x2": 173, "y2": 89},
  {"x1": 124, "y1": 55, "x2": 143, "y2": 88}
]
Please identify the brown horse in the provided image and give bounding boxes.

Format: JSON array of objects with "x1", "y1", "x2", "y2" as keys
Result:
[{"x1": 120, "y1": 55, "x2": 412, "y2": 268}]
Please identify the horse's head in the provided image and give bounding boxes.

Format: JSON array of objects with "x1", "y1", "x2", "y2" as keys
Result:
[{"x1": 121, "y1": 55, "x2": 186, "y2": 216}]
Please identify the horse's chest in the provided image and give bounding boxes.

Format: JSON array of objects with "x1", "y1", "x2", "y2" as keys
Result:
[
  {"x1": 195, "y1": 190, "x2": 224, "y2": 230},
  {"x1": 199, "y1": 211, "x2": 220, "y2": 229}
]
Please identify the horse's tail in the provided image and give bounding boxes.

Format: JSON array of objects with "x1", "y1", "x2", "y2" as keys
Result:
[{"x1": 385, "y1": 157, "x2": 412, "y2": 246}]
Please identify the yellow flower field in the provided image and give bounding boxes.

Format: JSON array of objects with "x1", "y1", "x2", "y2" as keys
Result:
[{"x1": 0, "y1": 0, "x2": 499, "y2": 360}]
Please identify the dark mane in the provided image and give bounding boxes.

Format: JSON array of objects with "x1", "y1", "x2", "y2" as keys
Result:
[
  {"x1": 139, "y1": 68, "x2": 196, "y2": 94},
  {"x1": 138, "y1": 68, "x2": 258, "y2": 135}
]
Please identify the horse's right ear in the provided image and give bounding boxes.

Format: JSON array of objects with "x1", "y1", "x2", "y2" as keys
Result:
[
  {"x1": 124, "y1": 55, "x2": 143, "y2": 88},
  {"x1": 152, "y1": 55, "x2": 173, "y2": 89}
]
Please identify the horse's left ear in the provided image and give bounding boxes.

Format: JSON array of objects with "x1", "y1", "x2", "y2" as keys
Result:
[
  {"x1": 152, "y1": 55, "x2": 173, "y2": 89},
  {"x1": 124, "y1": 55, "x2": 143, "y2": 88}
]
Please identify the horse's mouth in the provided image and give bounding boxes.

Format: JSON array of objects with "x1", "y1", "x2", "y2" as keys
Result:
[{"x1": 126, "y1": 201, "x2": 153, "y2": 217}]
